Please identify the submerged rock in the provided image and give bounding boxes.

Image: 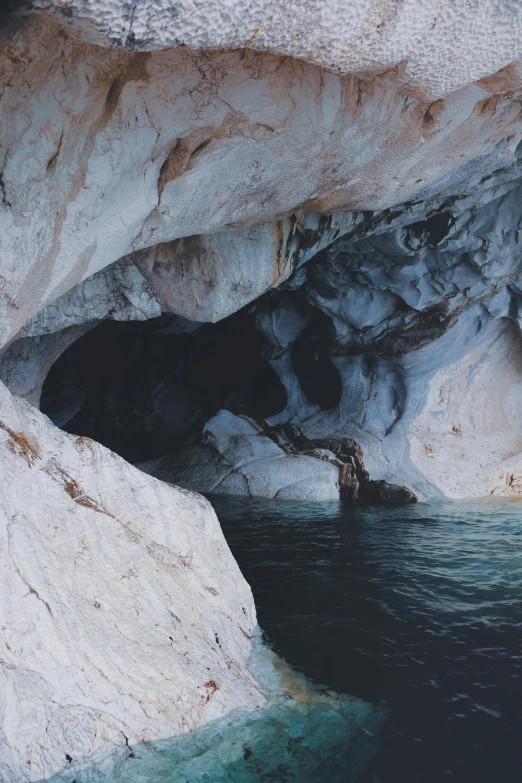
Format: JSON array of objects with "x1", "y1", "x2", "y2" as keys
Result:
[{"x1": 43, "y1": 644, "x2": 387, "y2": 783}]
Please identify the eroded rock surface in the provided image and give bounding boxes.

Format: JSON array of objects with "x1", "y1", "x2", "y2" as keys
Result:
[
  {"x1": 0, "y1": 383, "x2": 264, "y2": 782},
  {"x1": 146, "y1": 409, "x2": 417, "y2": 504},
  {"x1": 28, "y1": 0, "x2": 522, "y2": 99},
  {"x1": 147, "y1": 410, "x2": 342, "y2": 501},
  {"x1": 3, "y1": 6, "x2": 522, "y2": 346}
]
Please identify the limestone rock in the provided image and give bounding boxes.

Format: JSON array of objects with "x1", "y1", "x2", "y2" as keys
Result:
[
  {"x1": 265, "y1": 294, "x2": 522, "y2": 500},
  {"x1": 20, "y1": 263, "x2": 161, "y2": 339},
  {"x1": 147, "y1": 412, "x2": 418, "y2": 504},
  {"x1": 306, "y1": 183, "x2": 522, "y2": 354},
  {"x1": 4, "y1": 0, "x2": 522, "y2": 780},
  {"x1": 0, "y1": 383, "x2": 264, "y2": 782},
  {"x1": 2, "y1": 11, "x2": 522, "y2": 345},
  {"x1": 249, "y1": 186, "x2": 522, "y2": 500},
  {"x1": 29, "y1": 0, "x2": 522, "y2": 99},
  {"x1": 148, "y1": 410, "x2": 341, "y2": 501}
]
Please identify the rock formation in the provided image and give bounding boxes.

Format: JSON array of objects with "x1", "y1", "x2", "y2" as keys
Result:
[
  {"x1": 144, "y1": 410, "x2": 416, "y2": 504},
  {"x1": 3, "y1": 0, "x2": 522, "y2": 779},
  {"x1": 0, "y1": 382, "x2": 264, "y2": 781}
]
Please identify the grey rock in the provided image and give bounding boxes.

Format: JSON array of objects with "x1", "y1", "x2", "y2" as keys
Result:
[
  {"x1": 150, "y1": 410, "x2": 342, "y2": 501},
  {"x1": 360, "y1": 480, "x2": 417, "y2": 506}
]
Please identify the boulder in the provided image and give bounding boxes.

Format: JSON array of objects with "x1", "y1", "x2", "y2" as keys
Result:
[
  {"x1": 0, "y1": 384, "x2": 264, "y2": 782},
  {"x1": 149, "y1": 410, "x2": 341, "y2": 501}
]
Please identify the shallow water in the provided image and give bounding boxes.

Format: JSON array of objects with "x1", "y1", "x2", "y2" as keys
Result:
[
  {"x1": 46, "y1": 684, "x2": 384, "y2": 783},
  {"x1": 212, "y1": 497, "x2": 522, "y2": 783}
]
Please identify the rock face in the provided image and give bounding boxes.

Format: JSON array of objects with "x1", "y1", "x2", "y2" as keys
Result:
[
  {"x1": 268, "y1": 426, "x2": 417, "y2": 505},
  {"x1": 3, "y1": 1, "x2": 522, "y2": 503},
  {"x1": 27, "y1": 0, "x2": 522, "y2": 98},
  {"x1": 0, "y1": 383, "x2": 264, "y2": 782},
  {"x1": 3, "y1": 6, "x2": 522, "y2": 347},
  {"x1": 254, "y1": 182, "x2": 522, "y2": 499}
]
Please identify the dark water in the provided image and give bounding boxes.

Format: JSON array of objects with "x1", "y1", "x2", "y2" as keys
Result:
[{"x1": 212, "y1": 497, "x2": 522, "y2": 783}]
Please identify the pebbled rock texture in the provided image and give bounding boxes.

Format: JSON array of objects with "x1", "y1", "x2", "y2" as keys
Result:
[{"x1": 29, "y1": 0, "x2": 522, "y2": 99}]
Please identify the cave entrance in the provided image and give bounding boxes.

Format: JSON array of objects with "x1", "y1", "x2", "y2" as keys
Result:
[
  {"x1": 291, "y1": 308, "x2": 342, "y2": 410},
  {"x1": 40, "y1": 310, "x2": 287, "y2": 463}
]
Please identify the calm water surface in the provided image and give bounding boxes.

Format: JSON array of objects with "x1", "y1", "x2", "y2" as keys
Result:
[{"x1": 212, "y1": 497, "x2": 522, "y2": 783}]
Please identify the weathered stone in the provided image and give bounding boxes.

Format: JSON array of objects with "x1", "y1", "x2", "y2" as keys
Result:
[
  {"x1": 360, "y1": 479, "x2": 417, "y2": 506},
  {"x1": 147, "y1": 410, "x2": 341, "y2": 501},
  {"x1": 0, "y1": 384, "x2": 264, "y2": 783},
  {"x1": 3, "y1": 9, "x2": 522, "y2": 345},
  {"x1": 2, "y1": 1, "x2": 522, "y2": 777},
  {"x1": 150, "y1": 412, "x2": 416, "y2": 503}
]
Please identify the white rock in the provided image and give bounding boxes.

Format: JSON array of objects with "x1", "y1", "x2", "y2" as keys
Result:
[
  {"x1": 0, "y1": 383, "x2": 264, "y2": 782},
  {"x1": 2, "y1": 14, "x2": 522, "y2": 344},
  {"x1": 132, "y1": 220, "x2": 303, "y2": 323},
  {"x1": 3, "y1": 2, "x2": 522, "y2": 777},
  {"x1": 32, "y1": 0, "x2": 522, "y2": 98},
  {"x1": 150, "y1": 410, "x2": 341, "y2": 501},
  {"x1": 20, "y1": 263, "x2": 161, "y2": 339},
  {"x1": 409, "y1": 319, "x2": 522, "y2": 498},
  {"x1": 284, "y1": 296, "x2": 521, "y2": 500}
]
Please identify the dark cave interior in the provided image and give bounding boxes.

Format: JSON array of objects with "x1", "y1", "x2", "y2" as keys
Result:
[
  {"x1": 40, "y1": 310, "x2": 286, "y2": 462},
  {"x1": 40, "y1": 298, "x2": 343, "y2": 465}
]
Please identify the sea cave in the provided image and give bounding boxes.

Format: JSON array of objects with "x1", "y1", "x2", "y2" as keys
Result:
[{"x1": 1, "y1": 1, "x2": 522, "y2": 781}]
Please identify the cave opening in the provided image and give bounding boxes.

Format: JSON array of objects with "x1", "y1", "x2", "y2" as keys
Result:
[
  {"x1": 408, "y1": 210, "x2": 453, "y2": 247},
  {"x1": 40, "y1": 308, "x2": 287, "y2": 463},
  {"x1": 290, "y1": 307, "x2": 343, "y2": 410}
]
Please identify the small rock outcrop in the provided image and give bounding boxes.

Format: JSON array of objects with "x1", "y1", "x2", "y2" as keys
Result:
[
  {"x1": 268, "y1": 424, "x2": 417, "y2": 505},
  {"x1": 146, "y1": 410, "x2": 417, "y2": 505},
  {"x1": 146, "y1": 410, "x2": 342, "y2": 501}
]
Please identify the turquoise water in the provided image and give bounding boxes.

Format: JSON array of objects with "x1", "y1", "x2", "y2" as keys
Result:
[
  {"x1": 45, "y1": 498, "x2": 522, "y2": 782},
  {"x1": 46, "y1": 690, "x2": 384, "y2": 783}
]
